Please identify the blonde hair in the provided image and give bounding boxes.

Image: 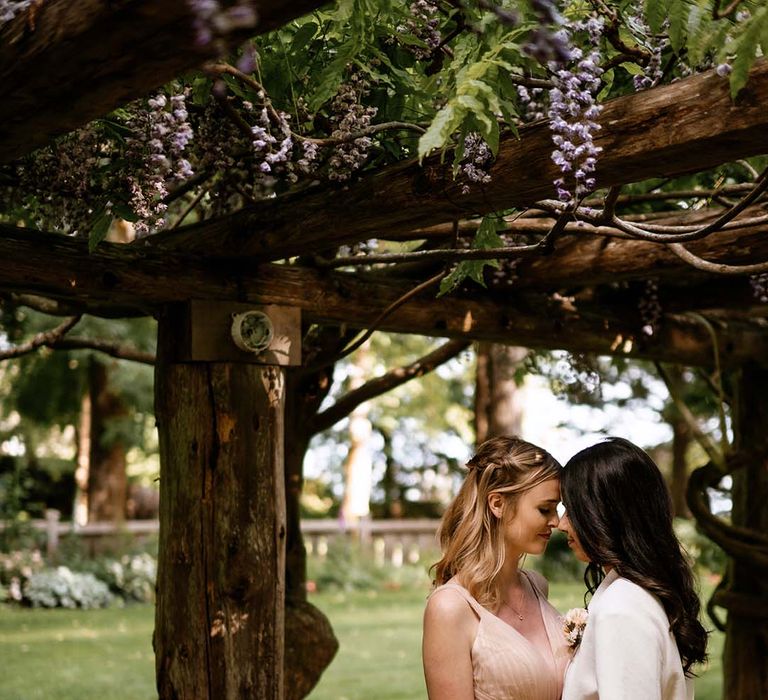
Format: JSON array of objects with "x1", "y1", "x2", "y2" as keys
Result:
[{"x1": 431, "y1": 436, "x2": 561, "y2": 609}]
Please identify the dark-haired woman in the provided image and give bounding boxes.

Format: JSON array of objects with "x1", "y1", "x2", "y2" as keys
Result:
[{"x1": 558, "y1": 437, "x2": 708, "y2": 700}]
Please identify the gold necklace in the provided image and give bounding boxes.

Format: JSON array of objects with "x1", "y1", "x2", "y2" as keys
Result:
[{"x1": 503, "y1": 575, "x2": 527, "y2": 622}]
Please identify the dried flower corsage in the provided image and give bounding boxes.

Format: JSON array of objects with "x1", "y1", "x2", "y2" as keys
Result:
[{"x1": 562, "y1": 607, "x2": 589, "y2": 651}]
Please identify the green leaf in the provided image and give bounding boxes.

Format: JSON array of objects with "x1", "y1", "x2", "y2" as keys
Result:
[
  {"x1": 597, "y1": 68, "x2": 615, "y2": 101},
  {"x1": 291, "y1": 21, "x2": 318, "y2": 54},
  {"x1": 620, "y1": 62, "x2": 644, "y2": 76},
  {"x1": 438, "y1": 264, "x2": 470, "y2": 296},
  {"x1": 686, "y1": 2, "x2": 723, "y2": 67},
  {"x1": 88, "y1": 211, "x2": 113, "y2": 253},
  {"x1": 457, "y1": 94, "x2": 492, "y2": 131},
  {"x1": 111, "y1": 203, "x2": 140, "y2": 222},
  {"x1": 306, "y1": 40, "x2": 358, "y2": 112},
  {"x1": 730, "y1": 5, "x2": 768, "y2": 97},
  {"x1": 436, "y1": 215, "x2": 504, "y2": 296},
  {"x1": 190, "y1": 76, "x2": 213, "y2": 106},
  {"x1": 474, "y1": 214, "x2": 505, "y2": 250},
  {"x1": 668, "y1": 0, "x2": 693, "y2": 54},
  {"x1": 418, "y1": 102, "x2": 465, "y2": 160},
  {"x1": 644, "y1": 0, "x2": 668, "y2": 34},
  {"x1": 484, "y1": 117, "x2": 501, "y2": 155}
]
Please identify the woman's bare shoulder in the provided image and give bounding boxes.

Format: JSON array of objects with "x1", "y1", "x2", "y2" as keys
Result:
[
  {"x1": 425, "y1": 586, "x2": 473, "y2": 619},
  {"x1": 424, "y1": 586, "x2": 478, "y2": 650}
]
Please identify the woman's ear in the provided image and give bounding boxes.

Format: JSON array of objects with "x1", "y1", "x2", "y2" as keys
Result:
[{"x1": 488, "y1": 493, "x2": 504, "y2": 519}]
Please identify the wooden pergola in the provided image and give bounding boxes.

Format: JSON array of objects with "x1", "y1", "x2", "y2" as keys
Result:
[{"x1": 2, "y1": 2, "x2": 768, "y2": 699}]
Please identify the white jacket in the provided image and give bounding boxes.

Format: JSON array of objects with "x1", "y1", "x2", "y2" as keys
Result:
[{"x1": 562, "y1": 569, "x2": 694, "y2": 700}]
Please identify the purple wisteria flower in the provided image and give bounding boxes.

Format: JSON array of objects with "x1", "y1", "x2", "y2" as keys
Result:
[
  {"x1": 522, "y1": 3, "x2": 604, "y2": 203},
  {"x1": 715, "y1": 63, "x2": 732, "y2": 77},
  {"x1": 0, "y1": 0, "x2": 32, "y2": 25},
  {"x1": 187, "y1": 0, "x2": 258, "y2": 47},
  {"x1": 126, "y1": 92, "x2": 194, "y2": 235},
  {"x1": 327, "y1": 72, "x2": 378, "y2": 181},
  {"x1": 548, "y1": 45, "x2": 603, "y2": 202},
  {"x1": 460, "y1": 132, "x2": 493, "y2": 194},
  {"x1": 397, "y1": 0, "x2": 441, "y2": 60},
  {"x1": 516, "y1": 85, "x2": 546, "y2": 123}
]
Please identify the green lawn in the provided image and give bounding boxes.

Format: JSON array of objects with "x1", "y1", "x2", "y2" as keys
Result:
[{"x1": 0, "y1": 583, "x2": 724, "y2": 700}]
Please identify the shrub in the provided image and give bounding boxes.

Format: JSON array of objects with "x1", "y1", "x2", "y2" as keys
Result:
[
  {"x1": 23, "y1": 566, "x2": 113, "y2": 609},
  {"x1": 85, "y1": 553, "x2": 157, "y2": 603},
  {"x1": 0, "y1": 549, "x2": 45, "y2": 603}
]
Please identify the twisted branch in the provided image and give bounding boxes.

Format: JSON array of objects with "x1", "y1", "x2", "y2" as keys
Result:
[{"x1": 0, "y1": 315, "x2": 82, "y2": 360}]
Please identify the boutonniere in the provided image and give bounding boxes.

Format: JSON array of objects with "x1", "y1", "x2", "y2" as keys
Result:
[{"x1": 562, "y1": 607, "x2": 589, "y2": 651}]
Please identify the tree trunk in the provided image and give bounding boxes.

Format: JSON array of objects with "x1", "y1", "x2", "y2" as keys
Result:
[
  {"x1": 475, "y1": 343, "x2": 526, "y2": 445},
  {"x1": 73, "y1": 390, "x2": 91, "y2": 526},
  {"x1": 87, "y1": 358, "x2": 127, "y2": 522},
  {"x1": 670, "y1": 414, "x2": 691, "y2": 519},
  {"x1": 380, "y1": 428, "x2": 402, "y2": 518},
  {"x1": 282, "y1": 331, "x2": 346, "y2": 699},
  {"x1": 340, "y1": 343, "x2": 374, "y2": 526},
  {"x1": 153, "y1": 311, "x2": 286, "y2": 699},
  {"x1": 722, "y1": 363, "x2": 768, "y2": 699}
]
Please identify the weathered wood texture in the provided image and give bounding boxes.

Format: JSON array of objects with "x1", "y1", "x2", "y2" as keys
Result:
[
  {"x1": 145, "y1": 61, "x2": 768, "y2": 260},
  {"x1": 501, "y1": 208, "x2": 768, "y2": 289},
  {"x1": 154, "y1": 310, "x2": 286, "y2": 699},
  {"x1": 4, "y1": 218, "x2": 768, "y2": 308},
  {"x1": 1, "y1": 226, "x2": 767, "y2": 366},
  {"x1": 725, "y1": 363, "x2": 768, "y2": 700},
  {"x1": 0, "y1": 0, "x2": 325, "y2": 164},
  {"x1": 284, "y1": 599, "x2": 338, "y2": 700}
]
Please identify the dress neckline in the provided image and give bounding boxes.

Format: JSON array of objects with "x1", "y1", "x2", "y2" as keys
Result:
[{"x1": 444, "y1": 574, "x2": 558, "y2": 670}]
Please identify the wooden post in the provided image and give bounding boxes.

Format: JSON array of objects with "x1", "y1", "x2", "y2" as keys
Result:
[
  {"x1": 724, "y1": 362, "x2": 768, "y2": 699},
  {"x1": 153, "y1": 301, "x2": 299, "y2": 699}
]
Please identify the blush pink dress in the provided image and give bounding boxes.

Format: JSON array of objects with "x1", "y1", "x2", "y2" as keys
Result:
[{"x1": 433, "y1": 571, "x2": 570, "y2": 700}]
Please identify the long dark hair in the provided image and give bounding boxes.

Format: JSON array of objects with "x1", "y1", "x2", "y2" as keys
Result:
[{"x1": 561, "y1": 437, "x2": 708, "y2": 675}]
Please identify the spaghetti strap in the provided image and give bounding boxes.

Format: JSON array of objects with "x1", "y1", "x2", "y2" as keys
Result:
[
  {"x1": 521, "y1": 570, "x2": 541, "y2": 600},
  {"x1": 436, "y1": 581, "x2": 487, "y2": 618}
]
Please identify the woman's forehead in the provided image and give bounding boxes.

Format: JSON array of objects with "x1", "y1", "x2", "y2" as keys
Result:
[{"x1": 527, "y1": 477, "x2": 561, "y2": 500}]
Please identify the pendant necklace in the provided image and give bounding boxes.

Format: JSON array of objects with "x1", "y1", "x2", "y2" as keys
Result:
[{"x1": 504, "y1": 577, "x2": 527, "y2": 621}]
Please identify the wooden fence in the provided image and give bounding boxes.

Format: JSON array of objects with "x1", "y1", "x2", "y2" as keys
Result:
[{"x1": 1, "y1": 510, "x2": 441, "y2": 567}]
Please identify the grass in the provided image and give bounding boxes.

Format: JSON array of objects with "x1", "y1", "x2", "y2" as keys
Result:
[
  {"x1": 0, "y1": 582, "x2": 724, "y2": 700},
  {"x1": 0, "y1": 605, "x2": 156, "y2": 700}
]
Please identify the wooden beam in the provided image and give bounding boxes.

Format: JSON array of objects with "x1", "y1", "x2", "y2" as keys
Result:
[
  {"x1": 1, "y1": 225, "x2": 766, "y2": 366},
  {"x1": 143, "y1": 61, "x2": 768, "y2": 260},
  {"x1": 0, "y1": 0, "x2": 325, "y2": 164},
  {"x1": 507, "y1": 209, "x2": 768, "y2": 289}
]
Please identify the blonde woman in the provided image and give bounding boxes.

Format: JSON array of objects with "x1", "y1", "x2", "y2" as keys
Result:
[{"x1": 423, "y1": 437, "x2": 569, "y2": 700}]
